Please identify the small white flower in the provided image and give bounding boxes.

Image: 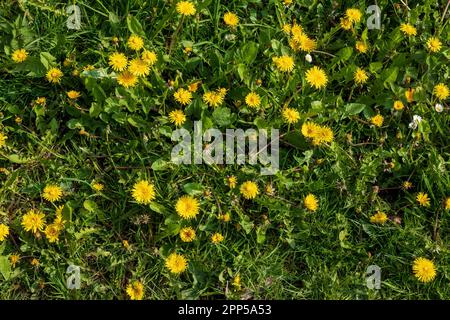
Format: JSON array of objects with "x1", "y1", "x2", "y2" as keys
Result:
[
  {"x1": 408, "y1": 115, "x2": 422, "y2": 130},
  {"x1": 224, "y1": 34, "x2": 236, "y2": 42},
  {"x1": 434, "y1": 103, "x2": 443, "y2": 113},
  {"x1": 305, "y1": 54, "x2": 313, "y2": 63}
]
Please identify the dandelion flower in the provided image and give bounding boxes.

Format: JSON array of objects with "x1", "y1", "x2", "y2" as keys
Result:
[
  {"x1": 132, "y1": 180, "x2": 156, "y2": 204},
  {"x1": 176, "y1": 195, "x2": 200, "y2": 219},
  {"x1": 227, "y1": 176, "x2": 237, "y2": 189},
  {"x1": 340, "y1": 18, "x2": 353, "y2": 30},
  {"x1": 0, "y1": 132, "x2": 7, "y2": 148},
  {"x1": 165, "y1": 252, "x2": 188, "y2": 274},
  {"x1": 301, "y1": 122, "x2": 318, "y2": 138},
  {"x1": 346, "y1": 8, "x2": 362, "y2": 23},
  {"x1": 400, "y1": 23, "x2": 417, "y2": 36},
  {"x1": 127, "y1": 34, "x2": 144, "y2": 51},
  {"x1": 12, "y1": 49, "x2": 28, "y2": 63},
  {"x1": 412, "y1": 257, "x2": 436, "y2": 283},
  {"x1": 43, "y1": 184, "x2": 63, "y2": 202},
  {"x1": 211, "y1": 232, "x2": 224, "y2": 244},
  {"x1": 426, "y1": 37, "x2": 442, "y2": 53},
  {"x1": 304, "y1": 193, "x2": 318, "y2": 212},
  {"x1": 108, "y1": 52, "x2": 128, "y2": 71},
  {"x1": 245, "y1": 92, "x2": 261, "y2": 108},
  {"x1": 223, "y1": 12, "x2": 239, "y2": 27},
  {"x1": 433, "y1": 83, "x2": 449, "y2": 100},
  {"x1": 21, "y1": 209, "x2": 46, "y2": 234},
  {"x1": 232, "y1": 274, "x2": 241, "y2": 289},
  {"x1": 312, "y1": 125, "x2": 334, "y2": 144},
  {"x1": 128, "y1": 58, "x2": 150, "y2": 77},
  {"x1": 282, "y1": 107, "x2": 300, "y2": 124},
  {"x1": 272, "y1": 55, "x2": 295, "y2": 72},
  {"x1": 218, "y1": 212, "x2": 231, "y2": 222},
  {"x1": 117, "y1": 71, "x2": 138, "y2": 88},
  {"x1": 174, "y1": 88, "x2": 192, "y2": 105},
  {"x1": 10, "y1": 254, "x2": 20, "y2": 268},
  {"x1": 371, "y1": 114, "x2": 384, "y2": 127},
  {"x1": 240, "y1": 181, "x2": 259, "y2": 199},
  {"x1": 405, "y1": 88, "x2": 414, "y2": 103},
  {"x1": 402, "y1": 181, "x2": 413, "y2": 190},
  {"x1": 0, "y1": 224, "x2": 9, "y2": 242},
  {"x1": 305, "y1": 66, "x2": 328, "y2": 89},
  {"x1": 203, "y1": 90, "x2": 225, "y2": 107},
  {"x1": 67, "y1": 90, "x2": 81, "y2": 100},
  {"x1": 141, "y1": 50, "x2": 157, "y2": 66},
  {"x1": 354, "y1": 68, "x2": 369, "y2": 84},
  {"x1": 282, "y1": 24, "x2": 291, "y2": 34},
  {"x1": 179, "y1": 227, "x2": 196, "y2": 242},
  {"x1": 44, "y1": 224, "x2": 60, "y2": 243},
  {"x1": 46, "y1": 68, "x2": 63, "y2": 83},
  {"x1": 444, "y1": 197, "x2": 450, "y2": 210},
  {"x1": 92, "y1": 182, "x2": 104, "y2": 192},
  {"x1": 355, "y1": 41, "x2": 368, "y2": 53},
  {"x1": 188, "y1": 81, "x2": 200, "y2": 92},
  {"x1": 31, "y1": 258, "x2": 40, "y2": 267},
  {"x1": 176, "y1": 1, "x2": 196, "y2": 16},
  {"x1": 126, "y1": 281, "x2": 144, "y2": 300},
  {"x1": 169, "y1": 110, "x2": 187, "y2": 126},
  {"x1": 393, "y1": 100, "x2": 404, "y2": 111},
  {"x1": 416, "y1": 192, "x2": 430, "y2": 207},
  {"x1": 370, "y1": 211, "x2": 388, "y2": 224}
]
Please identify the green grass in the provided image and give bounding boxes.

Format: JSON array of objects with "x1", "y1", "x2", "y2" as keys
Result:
[{"x1": 0, "y1": 0, "x2": 449, "y2": 299}]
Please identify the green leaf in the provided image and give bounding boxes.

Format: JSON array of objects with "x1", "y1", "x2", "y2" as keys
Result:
[
  {"x1": 382, "y1": 67, "x2": 398, "y2": 84},
  {"x1": 126, "y1": 15, "x2": 144, "y2": 36},
  {"x1": 337, "y1": 47, "x2": 353, "y2": 62},
  {"x1": 0, "y1": 256, "x2": 11, "y2": 280},
  {"x1": 212, "y1": 107, "x2": 234, "y2": 127},
  {"x1": 183, "y1": 183, "x2": 204, "y2": 195},
  {"x1": 7, "y1": 154, "x2": 28, "y2": 164},
  {"x1": 241, "y1": 42, "x2": 259, "y2": 64},
  {"x1": 83, "y1": 200, "x2": 97, "y2": 212},
  {"x1": 151, "y1": 159, "x2": 170, "y2": 171},
  {"x1": 344, "y1": 103, "x2": 366, "y2": 115},
  {"x1": 40, "y1": 52, "x2": 56, "y2": 69}
]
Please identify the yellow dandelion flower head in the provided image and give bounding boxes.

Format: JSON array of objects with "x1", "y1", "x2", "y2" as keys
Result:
[
  {"x1": 126, "y1": 281, "x2": 145, "y2": 300},
  {"x1": 223, "y1": 12, "x2": 239, "y2": 27},
  {"x1": 21, "y1": 209, "x2": 46, "y2": 234},
  {"x1": 282, "y1": 24, "x2": 291, "y2": 34},
  {"x1": 245, "y1": 92, "x2": 261, "y2": 108},
  {"x1": 132, "y1": 180, "x2": 156, "y2": 204},
  {"x1": 355, "y1": 41, "x2": 368, "y2": 53},
  {"x1": 232, "y1": 274, "x2": 241, "y2": 289},
  {"x1": 304, "y1": 193, "x2": 318, "y2": 211},
  {"x1": 433, "y1": 83, "x2": 449, "y2": 100},
  {"x1": 44, "y1": 224, "x2": 60, "y2": 243},
  {"x1": 402, "y1": 181, "x2": 413, "y2": 190},
  {"x1": 370, "y1": 211, "x2": 388, "y2": 224},
  {"x1": 165, "y1": 252, "x2": 188, "y2": 274},
  {"x1": 203, "y1": 90, "x2": 225, "y2": 107},
  {"x1": 10, "y1": 254, "x2": 20, "y2": 267},
  {"x1": 239, "y1": 181, "x2": 259, "y2": 199},
  {"x1": 227, "y1": 176, "x2": 237, "y2": 189},
  {"x1": 0, "y1": 224, "x2": 9, "y2": 242},
  {"x1": 211, "y1": 232, "x2": 224, "y2": 244},
  {"x1": 128, "y1": 58, "x2": 150, "y2": 77},
  {"x1": 92, "y1": 182, "x2": 104, "y2": 192},
  {"x1": 291, "y1": 24, "x2": 303, "y2": 37},
  {"x1": 282, "y1": 107, "x2": 300, "y2": 124},
  {"x1": 174, "y1": 88, "x2": 193, "y2": 105},
  {"x1": 371, "y1": 114, "x2": 384, "y2": 127},
  {"x1": 218, "y1": 212, "x2": 231, "y2": 222},
  {"x1": 67, "y1": 90, "x2": 81, "y2": 100},
  {"x1": 12, "y1": 48, "x2": 28, "y2": 63},
  {"x1": 416, "y1": 192, "x2": 430, "y2": 207},
  {"x1": 393, "y1": 100, "x2": 404, "y2": 110},
  {"x1": 176, "y1": 1, "x2": 196, "y2": 16},
  {"x1": 31, "y1": 258, "x2": 40, "y2": 267},
  {"x1": 176, "y1": 195, "x2": 200, "y2": 219},
  {"x1": 0, "y1": 132, "x2": 7, "y2": 148},
  {"x1": 405, "y1": 88, "x2": 415, "y2": 103},
  {"x1": 400, "y1": 23, "x2": 417, "y2": 36},
  {"x1": 117, "y1": 71, "x2": 138, "y2": 88},
  {"x1": 43, "y1": 184, "x2": 63, "y2": 202},
  {"x1": 346, "y1": 8, "x2": 362, "y2": 23},
  {"x1": 305, "y1": 66, "x2": 328, "y2": 89},
  {"x1": 426, "y1": 37, "x2": 442, "y2": 53},
  {"x1": 169, "y1": 110, "x2": 187, "y2": 126},
  {"x1": 35, "y1": 97, "x2": 46, "y2": 106},
  {"x1": 312, "y1": 125, "x2": 334, "y2": 144},
  {"x1": 179, "y1": 227, "x2": 196, "y2": 242},
  {"x1": 142, "y1": 50, "x2": 157, "y2": 66},
  {"x1": 272, "y1": 55, "x2": 295, "y2": 72},
  {"x1": 108, "y1": 52, "x2": 128, "y2": 72},
  {"x1": 46, "y1": 68, "x2": 63, "y2": 84},
  {"x1": 301, "y1": 121, "x2": 319, "y2": 138},
  {"x1": 127, "y1": 34, "x2": 144, "y2": 51},
  {"x1": 188, "y1": 81, "x2": 200, "y2": 92},
  {"x1": 444, "y1": 197, "x2": 450, "y2": 210},
  {"x1": 354, "y1": 68, "x2": 369, "y2": 84},
  {"x1": 340, "y1": 17, "x2": 353, "y2": 30},
  {"x1": 412, "y1": 257, "x2": 436, "y2": 283}
]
